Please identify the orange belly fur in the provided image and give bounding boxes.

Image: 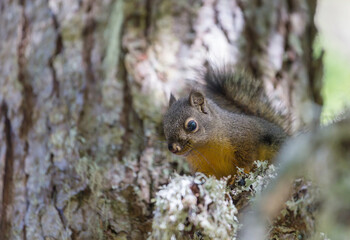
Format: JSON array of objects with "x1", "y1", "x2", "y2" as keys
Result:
[
  {"x1": 186, "y1": 140, "x2": 239, "y2": 179},
  {"x1": 186, "y1": 140, "x2": 277, "y2": 179}
]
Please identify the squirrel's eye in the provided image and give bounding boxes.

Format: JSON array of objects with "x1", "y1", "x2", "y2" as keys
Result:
[{"x1": 185, "y1": 118, "x2": 198, "y2": 132}]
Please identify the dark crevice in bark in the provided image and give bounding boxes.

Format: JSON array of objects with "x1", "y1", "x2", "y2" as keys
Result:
[
  {"x1": 121, "y1": 186, "x2": 151, "y2": 238},
  {"x1": 70, "y1": 227, "x2": 78, "y2": 240},
  {"x1": 286, "y1": 0, "x2": 293, "y2": 11},
  {"x1": 74, "y1": 187, "x2": 92, "y2": 212},
  {"x1": 106, "y1": 224, "x2": 119, "y2": 235},
  {"x1": 213, "y1": 0, "x2": 232, "y2": 45},
  {"x1": 38, "y1": 208, "x2": 45, "y2": 238},
  {"x1": 82, "y1": 1, "x2": 96, "y2": 86},
  {"x1": 23, "y1": 218, "x2": 27, "y2": 240},
  {"x1": 80, "y1": 1, "x2": 97, "y2": 123},
  {"x1": 51, "y1": 180, "x2": 66, "y2": 231},
  {"x1": 78, "y1": 0, "x2": 98, "y2": 142},
  {"x1": 23, "y1": 141, "x2": 29, "y2": 240},
  {"x1": 52, "y1": 185, "x2": 68, "y2": 229},
  {"x1": 134, "y1": 121, "x2": 146, "y2": 189},
  {"x1": 117, "y1": 12, "x2": 145, "y2": 162},
  {"x1": 311, "y1": 50, "x2": 324, "y2": 106},
  {"x1": 147, "y1": 166, "x2": 155, "y2": 216},
  {"x1": 0, "y1": 102, "x2": 14, "y2": 239},
  {"x1": 118, "y1": 16, "x2": 146, "y2": 185},
  {"x1": 144, "y1": 0, "x2": 153, "y2": 41},
  {"x1": 236, "y1": 1, "x2": 260, "y2": 78},
  {"x1": 48, "y1": 5, "x2": 63, "y2": 98},
  {"x1": 18, "y1": 0, "x2": 35, "y2": 138},
  {"x1": 49, "y1": 155, "x2": 68, "y2": 229},
  {"x1": 305, "y1": 0, "x2": 323, "y2": 107},
  {"x1": 77, "y1": 0, "x2": 96, "y2": 135},
  {"x1": 118, "y1": 59, "x2": 133, "y2": 161}
]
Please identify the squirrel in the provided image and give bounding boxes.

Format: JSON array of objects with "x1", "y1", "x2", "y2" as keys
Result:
[{"x1": 163, "y1": 65, "x2": 289, "y2": 179}]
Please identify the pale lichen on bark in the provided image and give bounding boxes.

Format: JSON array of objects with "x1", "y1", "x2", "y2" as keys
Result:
[
  {"x1": 150, "y1": 173, "x2": 239, "y2": 240},
  {"x1": 150, "y1": 161, "x2": 278, "y2": 239}
]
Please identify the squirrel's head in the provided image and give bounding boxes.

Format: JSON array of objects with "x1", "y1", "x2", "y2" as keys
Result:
[{"x1": 163, "y1": 90, "x2": 216, "y2": 155}]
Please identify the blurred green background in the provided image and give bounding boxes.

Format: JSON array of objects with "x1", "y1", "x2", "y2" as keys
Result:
[{"x1": 316, "y1": 0, "x2": 350, "y2": 123}]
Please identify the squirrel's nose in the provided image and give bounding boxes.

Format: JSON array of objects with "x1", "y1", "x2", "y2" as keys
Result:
[{"x1": 168, "y1": 143, "x2": 181, "y2": 153}]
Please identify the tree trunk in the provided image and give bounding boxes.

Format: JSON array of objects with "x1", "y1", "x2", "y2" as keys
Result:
[{"x1": 0, "y1": 0, "x2": 321, "y2": 239}]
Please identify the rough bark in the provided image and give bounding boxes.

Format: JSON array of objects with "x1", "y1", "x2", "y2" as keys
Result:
[{"x1": 0, "y1": 0, "x2": 321, "y2": 239}]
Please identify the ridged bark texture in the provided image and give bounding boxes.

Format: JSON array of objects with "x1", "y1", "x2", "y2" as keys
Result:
[{"x1": 0, "y1": 0, "x2": 321, "y2": 239}]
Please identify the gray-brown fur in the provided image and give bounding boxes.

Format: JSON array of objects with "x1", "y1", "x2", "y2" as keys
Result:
[{"x1": 204, "y1": 65, "x2": 290, "y2": 133}]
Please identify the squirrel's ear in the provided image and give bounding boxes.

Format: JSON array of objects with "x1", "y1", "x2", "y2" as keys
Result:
[
  {"x1": 169, "y1": 93, "x2": 177, "y2": 107},
  {"x1": 189, "y1": 90, "x2": 208, "y2": 113}
]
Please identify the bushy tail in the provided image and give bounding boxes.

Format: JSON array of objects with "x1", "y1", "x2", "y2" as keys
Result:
[{"x1": 204, "y1": 65, "x2": 291, "y2": 133}]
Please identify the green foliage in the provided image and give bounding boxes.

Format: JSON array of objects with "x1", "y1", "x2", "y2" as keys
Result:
[{"x1": 319, "y1": 40, "x2": 350, "y2": 123}]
